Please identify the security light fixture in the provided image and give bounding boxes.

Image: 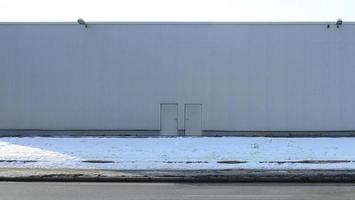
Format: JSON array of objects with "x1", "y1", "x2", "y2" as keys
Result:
[
  {"x1": 336, "y1": 19, "x2": 343, "y2": 28},
  {"x1": 77, "y1": 18, "x2": 88, "y2": 28}
]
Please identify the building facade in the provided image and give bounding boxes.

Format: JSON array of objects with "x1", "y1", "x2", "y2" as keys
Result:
[{"x1": 1, "y1": 22, "x2": 355, "y2": 136}]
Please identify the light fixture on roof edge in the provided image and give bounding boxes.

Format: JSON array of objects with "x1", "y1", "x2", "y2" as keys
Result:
[
  {"x1": 336, "y1": 19, "x2": 343, "y2": 28},
  {"x1": 77, "y1": 18, "x2": 88, "y2": 28}
]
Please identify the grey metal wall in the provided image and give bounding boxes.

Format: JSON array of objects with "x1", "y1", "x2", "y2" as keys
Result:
[{"x1": 1, "y1": 22, "x2": 355, "y2": 131}]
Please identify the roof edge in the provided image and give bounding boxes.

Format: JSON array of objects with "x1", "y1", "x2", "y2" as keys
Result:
[{"x1": 0, "y1": 21, "x2": 355, "y2": 25}]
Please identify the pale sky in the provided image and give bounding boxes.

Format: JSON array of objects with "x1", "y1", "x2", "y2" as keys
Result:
[{"x1": 0, "y1": 0, "x2": 354, "y2": 22}]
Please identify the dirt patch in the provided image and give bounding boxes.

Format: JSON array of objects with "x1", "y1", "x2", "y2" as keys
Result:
[
  {"x1": 39, "y1": 173, "x2": 85, "y2": 178},
  {"x1": 164, "y1": 161, "x2": 184, "y2": 164},
  {"x1": 163, "y1": 161, "x2": 208, "y2": 164},
  {"x1": 0, "y1": 160, "x2": 37, "y2": 163},
  {"x1": 260, "y1": 160, "x2": 352, "y2": 164},
  {"x1": 82, "y1": 160, "x2": 115, "y2": 164},
  {"x1": 186, "y1": 161, "x2": 208, "y2": 164},
  {"x1": 217, "y1": 161, "x2": 248, "y2": 164}
]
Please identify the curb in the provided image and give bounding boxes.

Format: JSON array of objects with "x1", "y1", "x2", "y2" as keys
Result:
[{"x1": 1, "y1": 168, "x2": 355, "y2": 182}]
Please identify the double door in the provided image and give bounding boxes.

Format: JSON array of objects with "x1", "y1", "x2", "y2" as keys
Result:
[{"x1": 160, "y1": 104, "x2": 202, "y2": 136}]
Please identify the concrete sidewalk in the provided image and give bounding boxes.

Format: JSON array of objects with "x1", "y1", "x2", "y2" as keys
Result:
[{"x1": 1, "y1": 168, "x2": 355, "y2": 182}]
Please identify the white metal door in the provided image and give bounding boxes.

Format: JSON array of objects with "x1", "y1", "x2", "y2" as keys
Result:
[
  {"x1": 184, "y1": 104, "x2": 202, "y2": 136},
  {"x1": 160, "y1": 104, "x2": 178, "y2": 136}
]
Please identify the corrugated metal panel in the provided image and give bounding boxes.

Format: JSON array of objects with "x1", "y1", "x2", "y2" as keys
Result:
[{"x1": 0, "y1": 23, "x2": 354, "y2": 131}]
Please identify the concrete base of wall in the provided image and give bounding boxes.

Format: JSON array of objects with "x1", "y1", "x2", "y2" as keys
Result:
[
  {"x1": 203, "y1": 130, "x2": 355, "y2": 137},
  {"x1": 1, "y1": 130, "x2": 355, "y2": 137}
]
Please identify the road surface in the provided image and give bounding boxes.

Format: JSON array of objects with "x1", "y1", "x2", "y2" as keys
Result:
[{"x1": 0, "y1": 182, "x2": 354, "y2": 200}]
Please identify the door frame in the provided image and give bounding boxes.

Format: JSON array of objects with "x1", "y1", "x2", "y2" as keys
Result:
[
  {"x1": 160, "y1": 103, "x2": 178, "y2": 134},
  {"x1": 184, "y1": 103, "x2": 202, "y2": 136}
]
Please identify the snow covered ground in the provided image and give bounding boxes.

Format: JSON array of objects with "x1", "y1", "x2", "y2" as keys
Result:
[{"x1": 0, "y1": 137, "x2": 354, "y2": 170}]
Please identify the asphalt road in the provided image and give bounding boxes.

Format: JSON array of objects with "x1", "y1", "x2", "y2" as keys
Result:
[{"x1": 0, "y1": 182, "x2": 354, "y2": 200}]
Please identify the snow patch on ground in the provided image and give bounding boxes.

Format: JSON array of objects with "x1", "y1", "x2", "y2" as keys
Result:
[{"x1": 0, "y1": 137, "x2": 354, "y2": 170}]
